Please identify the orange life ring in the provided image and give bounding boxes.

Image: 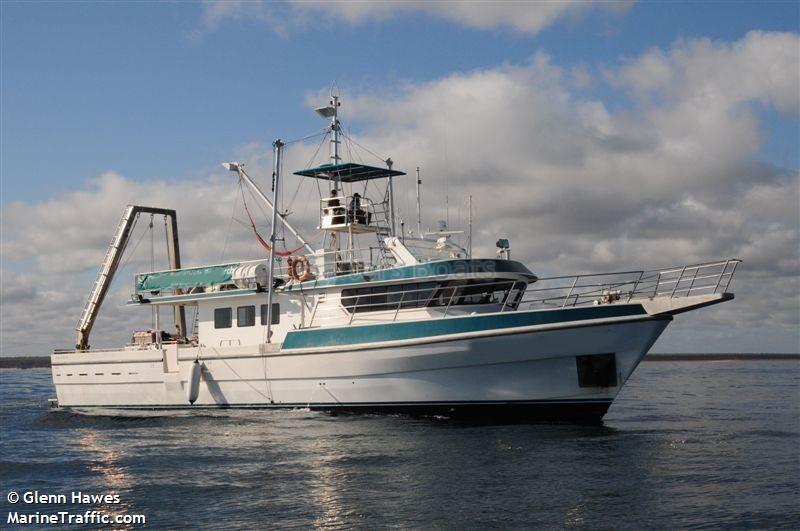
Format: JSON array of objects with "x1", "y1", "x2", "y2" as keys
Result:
[
  {"x1": 286, "y1": 257, "x2": 298, "y2": 280},
  {"x1": 290, "y1": 255, "x2": 312, "y2": 282}
]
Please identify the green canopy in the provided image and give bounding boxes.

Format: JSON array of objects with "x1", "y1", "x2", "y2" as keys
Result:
[
  {"x1": 293, "y1": 162, "x2": 405, "y2": 182},
  {"x1": 136, "y1": 263, "x2": 240, "y2": 292}
]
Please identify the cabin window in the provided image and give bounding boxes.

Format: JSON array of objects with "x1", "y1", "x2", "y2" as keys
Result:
[
  {"x1": 260, "y1": 303, "x2": 280, "y2": 325},
  {"x1": 237, "y1": 305, "x2": 256, "y2": 327},
  {"x1": 427, "y1": 279, "x2": 522, "y2": 308},
  {"x1": 341, "y1": 282, "x2": 438, "y2": 314},
  {"x1": 214, "y1": 307, "x2": 232, "y2": 328}
]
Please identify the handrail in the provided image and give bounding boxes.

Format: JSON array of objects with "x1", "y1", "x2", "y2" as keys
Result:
[
  {"x1": 305, "y1": 258, "x2": 741, "y2": 328},
  {"x1": 308, "y1": 278, "x2": 520, "y2": 327},
  {"x1": 520, "y1": 259, "x2": 741, "y2": 310}
]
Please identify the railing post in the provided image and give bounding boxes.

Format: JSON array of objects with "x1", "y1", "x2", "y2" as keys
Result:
[
  {"x1": 309, "y1": 299, "x2": 320, "y2": 328},
  {"x1": 563, "y1": 276, "x2": 579, "y2": 308},
  {"x1": 627, "y1": 271, "x2": 644, "y2": 302},
  {"x1": 670, "y1": 266, "x2": 687, "y2": 298},
  {"x1": 393, "y1": 292, "x2": 405, "y2": 321},
  {"x1": 713, "y1": 260, "x2": 729, "y2": 294},
  {"x1": 685, "y1": 268, "x2": 697, "y2": 295},
  {"x1": 349, "y1": 296, "x2": 360, "y2": 325},
  {"x1": 500, "y1": 281, "x2": 514, "y2": 313},
  {"x1": 443, "y1": 287, "x2": 457, "y2": 317},
  {"x1": 723, "y1": 260, "x2": 740, "y2": 292}
]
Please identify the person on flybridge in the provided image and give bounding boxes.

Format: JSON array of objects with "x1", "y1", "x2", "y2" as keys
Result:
[
  {"x1": 326, "y1": 188, "x2": 345, "y2": 225},
  {"x1": 349, "y1": 192, "x2": 368, "y2": 224}
]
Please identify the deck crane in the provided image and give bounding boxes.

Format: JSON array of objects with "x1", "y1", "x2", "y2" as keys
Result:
[{"x1": 75, "y1": 205, "x2": 186, "y2": 350}]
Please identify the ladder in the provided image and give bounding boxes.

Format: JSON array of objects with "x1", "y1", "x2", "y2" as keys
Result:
[{"x1": 371, "y1": 196, "x2": 397, "y2": 268}]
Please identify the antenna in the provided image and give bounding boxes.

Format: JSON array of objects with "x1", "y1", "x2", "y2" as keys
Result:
[
  {"x1": 468, "y1": 195, "x2": 472, "y2": 258},
  {"x1": 386, "y1": 157, "x2": 396, "y2": 236},
  {"x1": 416, "y1": 167, "x2": 422, "y2": 236},
  {"x1": 314, "y1": 87, "x2": 342, "y2": 181}
]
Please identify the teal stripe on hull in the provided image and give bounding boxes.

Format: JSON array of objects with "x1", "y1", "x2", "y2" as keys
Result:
[{"x1": 283, "y1": 304, "x2": 647, "y2": 350}]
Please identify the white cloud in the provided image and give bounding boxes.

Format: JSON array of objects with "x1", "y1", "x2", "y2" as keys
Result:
[
  {"x1": 2, "y1": 31, "x2": 798, "y2": 355},
  {"x1": 195, "y1": 0, "x2": 634, "y2": 36}
]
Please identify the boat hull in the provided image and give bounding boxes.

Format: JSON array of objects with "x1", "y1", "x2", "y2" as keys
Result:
[{"x1": 51, "y1": 310, "x2": 671, "y2": 422}]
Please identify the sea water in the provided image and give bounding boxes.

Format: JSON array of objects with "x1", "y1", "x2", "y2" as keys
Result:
[{"x1": 1, "y1": 361, "x2": 798, "y2": 529}]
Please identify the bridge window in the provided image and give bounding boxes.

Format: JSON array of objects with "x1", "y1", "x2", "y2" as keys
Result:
[
  {"x1": 237, "y1": 306, "x2": 255, "y2": 327},
  {"x1": 428, "y1": 279, "x2": 523, "y2": 308},
  {"x1": 260, "y1": 303, "x2": 280, "y2": 325},
  {"x1": 214, "y1": 307, "x2": 232, "y2": 328},
  {"x1": 341, "y1": 282, "x2": 438, "y2": 313}
]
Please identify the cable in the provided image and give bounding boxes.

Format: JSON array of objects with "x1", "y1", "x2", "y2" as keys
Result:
[{"x1": 342, "y1": 132, "x2": 388, "y2": 165}]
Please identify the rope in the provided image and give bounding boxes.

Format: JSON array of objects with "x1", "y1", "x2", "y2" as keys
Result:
[{"x1": 240, "y1": 182, "x2": 304, "y2": 257}]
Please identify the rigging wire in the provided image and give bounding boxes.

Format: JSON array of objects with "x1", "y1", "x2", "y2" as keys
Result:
[
  {"x1": 117, "y1": 215, "x2": 146, "y2": 272},
  {"x1": 239, "y1": 179, "x2": 303, "y2": 257},
  {"x1": 149, "y1": 215, "x2": 155, "y2": 328},
  {"x1": 341, "y1": 132, "x2": 389, "y2": 165},
  {"x1": 286, "y1": 132, "x2": 329, "y2": 214},
  {"x1": 282, "y1": 128, "x2": 327, "y2": 146},
  {"x1": 219, "y1": 188, "x2": 241, "y2": 261}
]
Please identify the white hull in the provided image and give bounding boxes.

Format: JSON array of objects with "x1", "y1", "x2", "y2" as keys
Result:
[{"x1": 52, "y1": 314, "x2": 671, "y2": 421}]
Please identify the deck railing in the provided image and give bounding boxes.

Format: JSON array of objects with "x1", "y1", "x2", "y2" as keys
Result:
[
  {"x1": 519, "y1": 259, "x2": 741, "y2": 310},
  {"x1": 307, "y1": 279, "x2": 526, "y2": 327},
  {"x1": 305, "y1": 258, "x2": 740, "y2": 327}
]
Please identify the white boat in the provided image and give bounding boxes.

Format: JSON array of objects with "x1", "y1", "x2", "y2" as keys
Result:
[{"x1": 51, "y1": 94, "x2": 740, "y2": 422}]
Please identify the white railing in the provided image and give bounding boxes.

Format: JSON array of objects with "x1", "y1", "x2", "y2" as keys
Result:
[
  {"x1": 307, "y1": 245, "x2": 392, "y2": 276},
  {"x1": 307, "y1": 279, "x2": 525, "y2": 327},
  {"x1": 519, "y1": 259, "x2": 741, "y2": 310},
  {"x1": 320, "y1": 195, "x2": 382, "y2": 230},
  {"x1": 305, "y1": 259, "x2": 740, "y2": 327}
]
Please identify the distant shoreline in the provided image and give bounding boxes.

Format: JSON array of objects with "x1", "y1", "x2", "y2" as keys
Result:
[
  {"x1": 0, "y1": 353, "x2": 798, "y2": 369},
  {"x1": 644, "y1": 353, "x2": 799, "y2": 362}
]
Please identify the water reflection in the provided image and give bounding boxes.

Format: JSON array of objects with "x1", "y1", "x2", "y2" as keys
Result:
[
  {"x1": 2, "y1": 364, "x2": 799, "y2": 529},
  {"x1": 75, "y1": 429, "x2": 136, "y2": 528}
]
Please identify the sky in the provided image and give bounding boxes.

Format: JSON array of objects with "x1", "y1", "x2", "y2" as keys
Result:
[{"x1": 1, "y1": 0, "x2": 798, "y2": 355}]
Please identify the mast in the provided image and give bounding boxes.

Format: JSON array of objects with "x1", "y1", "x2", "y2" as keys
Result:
[
  {"x1": 223, "y1": 162, "x2": 315, "y2": 254},
  {"x1": 265, "y1": 139, "x2": 283, "y2": 344},
  {"x1": 467, "y1": 195, "x2": 472, "y2": 258},
  {"x1": 415, "y1": 167, "x2": 422, "y2": 236},
  {"x1": 330, "y1": 94, "x2": 341, "y2": 167},
  {"x1": 387, "y1": 157, "x2": 396, "y2": 236}
]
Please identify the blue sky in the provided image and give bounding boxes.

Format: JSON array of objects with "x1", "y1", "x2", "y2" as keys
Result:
[
  {"x1": 2, "y1": 1, "x2": 798, "y2": 202},
  {"x1": 1, "y1": 1, "x2": 798, "y2": 355}
]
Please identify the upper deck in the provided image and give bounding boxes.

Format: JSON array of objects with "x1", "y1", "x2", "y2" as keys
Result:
[{"x1": 131, "y1": 258, "x2": 538, "y2": 305}]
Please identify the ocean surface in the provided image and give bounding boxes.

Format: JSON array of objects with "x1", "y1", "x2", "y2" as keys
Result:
[{"x1": 1, "y1": 361, "x2": 798, "y2": 529}]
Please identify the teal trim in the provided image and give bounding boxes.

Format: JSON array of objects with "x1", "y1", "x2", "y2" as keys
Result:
[
  {"x1": 282, "y1": 304, "x2": 647, "y2": 350},
  {"x1": 136, "y1": 263, "x2": 240, "y2": 292},
  {"x1": 281, "y1": 259, "x2": 537, "y2": 292}
]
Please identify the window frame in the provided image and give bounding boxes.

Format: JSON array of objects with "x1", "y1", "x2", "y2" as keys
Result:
[
  {"x1": 260, "y1": 303, "x2": 280, "y2": 325},
  {"x1": 237, "y1": 305, "x2": 256, "y2": 327},
  {"x1": 214, "y1": 307, "x2": 232, "y2": 329}
]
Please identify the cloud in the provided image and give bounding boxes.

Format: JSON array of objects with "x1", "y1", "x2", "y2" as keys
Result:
[
  {"x1": 195, "y1": 0, "x2": 634, "y2": 36},
  {"x1": 2, "y1": 31, "x2": 798, "y2": 355}
]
